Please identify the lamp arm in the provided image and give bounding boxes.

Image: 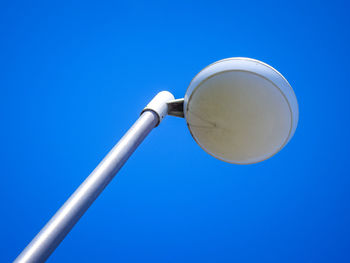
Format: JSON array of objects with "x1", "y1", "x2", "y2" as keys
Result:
[{"x1": 14, "y1": 91, "x2": 175, "y2": 263}]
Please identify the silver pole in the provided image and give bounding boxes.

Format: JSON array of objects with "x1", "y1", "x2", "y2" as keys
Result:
[{"x1": 14, "y1": 91, "x2": 175, "y2": 263}]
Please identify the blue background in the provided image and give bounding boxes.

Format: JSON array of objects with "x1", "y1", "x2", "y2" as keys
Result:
[{"x1": 1, "y1": 0, "x2": 350, "y2": 262}]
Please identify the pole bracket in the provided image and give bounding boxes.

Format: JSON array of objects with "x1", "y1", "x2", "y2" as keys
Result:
[
  {"x1": 141, "y1": 91, "x2": 175, "y2": 126},
  {"x1": 167, "y1": 98, "x2": 184, "y2": 118}
]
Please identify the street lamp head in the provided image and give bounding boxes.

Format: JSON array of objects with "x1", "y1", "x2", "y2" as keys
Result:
[{"x1": 184, "y1": 57, "x2": 299, "y2": 164}]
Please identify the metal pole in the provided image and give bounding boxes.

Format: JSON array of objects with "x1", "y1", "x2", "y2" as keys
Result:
[{"x1": 14, "y1": 91, "x2": 175, "y2": 263}]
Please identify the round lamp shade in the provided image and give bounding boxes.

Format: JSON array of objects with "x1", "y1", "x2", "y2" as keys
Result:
[{"x1": 184, "y1": 57, "x2": 298, "y2": 164}]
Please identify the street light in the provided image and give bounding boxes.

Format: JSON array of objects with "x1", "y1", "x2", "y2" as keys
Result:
[{"x1": 14, "y1": 57, "x2": 299, "y2": 263}]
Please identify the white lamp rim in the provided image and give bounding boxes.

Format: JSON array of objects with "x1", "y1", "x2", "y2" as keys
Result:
[{"x1": 184, "y1": 57, "x2": 299, "y2": 164}]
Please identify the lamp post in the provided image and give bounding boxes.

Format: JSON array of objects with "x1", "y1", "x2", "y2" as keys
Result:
[{"x1": 14, "y1": 57, "x2": 298, "y2": 263}]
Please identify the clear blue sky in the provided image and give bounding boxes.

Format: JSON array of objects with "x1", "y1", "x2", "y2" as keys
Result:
[{"x1": 1, "y1": 1, "x2": 350, "y2": 262}]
